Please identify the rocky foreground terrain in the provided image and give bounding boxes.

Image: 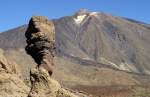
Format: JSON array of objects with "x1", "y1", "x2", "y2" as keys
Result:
[
  {"x1": 0, "y1": 16, "x2": 88, "y2": 97},
  {"x1": 1, "y1": 10, "x2": 150, "y2": 97}
]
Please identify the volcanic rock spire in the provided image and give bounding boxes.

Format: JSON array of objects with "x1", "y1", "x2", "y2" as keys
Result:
[{"x1": 25, "y1": 16, "x2": 55, "y2": 76}]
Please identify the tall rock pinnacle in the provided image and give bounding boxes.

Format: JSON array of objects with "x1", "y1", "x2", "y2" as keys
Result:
[
  {"x1": 25, "y1": 16, "x2": 55, "y2": 76},
  {"x1": 25, "y1": 16, "x2": 84, "y2": 97}
]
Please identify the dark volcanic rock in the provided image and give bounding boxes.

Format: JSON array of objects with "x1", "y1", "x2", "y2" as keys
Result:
[{"x1": 25, "y1": 16, "x2": 55, "y2": 75}]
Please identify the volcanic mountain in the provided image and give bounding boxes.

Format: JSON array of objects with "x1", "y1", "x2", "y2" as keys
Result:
[
  {"x1": 1, "y1": 9, "x2": 150, "y2": 96},
  {"x1": 1, "y1": 9, "x2": 150, "y2": 74}
]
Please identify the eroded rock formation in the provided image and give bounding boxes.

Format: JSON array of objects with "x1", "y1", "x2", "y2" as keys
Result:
[
  {"x1": 25, "y1": 16, "x2": 84, "y2": 97},
  {"x1": 28, "y1": 68, "x2": 79, "y2": 97},
  {"x1": 25, "y1": 16, "x2": 55, "y2": 75},
  {"x1": 0, "y1": 49, "x2": 29, "y2": 97},
  {"x1": 0, "y1": 48, "x2": 84, "y2": 97},
  {"x1": 0, "y1": 49, "x2": 13, "y2": 73}
]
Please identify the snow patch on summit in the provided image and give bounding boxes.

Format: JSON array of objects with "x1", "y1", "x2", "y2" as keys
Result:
[
  {"x1": 74, "y1": 15, "x2": 87, "y2": 24},
  {"x1": 90, "y1": 12, "x2": 99, "y2": 16}
]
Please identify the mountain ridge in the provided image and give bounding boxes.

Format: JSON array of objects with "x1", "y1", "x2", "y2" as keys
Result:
[{"x1": 1, "y1": 10, "x2": 150, "y2": 75}]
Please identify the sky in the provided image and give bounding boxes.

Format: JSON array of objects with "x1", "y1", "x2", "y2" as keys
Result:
[{"x1": 0, "y1": 0, "x2": 150, "y2": 32}]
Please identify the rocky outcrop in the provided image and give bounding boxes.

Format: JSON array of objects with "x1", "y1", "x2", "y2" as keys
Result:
[
  {"x1": 25, "y1": 16, "x2": 84, "y2": 97},
  {"x1": 0, "y1": 49, "x2": 85, "y2": 97},
  {"x1": 28, "y1": 68, "x2": 79, "y2": 97},
  {"x1": 25, "y1": 16, "x2": 55, "y2": 75},
  {"x1": 0, "y1": 49, "x2": 30, "y2": 97},
  {"x1": 0, "y1": 49, "x2": 12, "y2": 73},
  {"x1": 0, "y1": 16, "x2": 87, "y2": 97}
]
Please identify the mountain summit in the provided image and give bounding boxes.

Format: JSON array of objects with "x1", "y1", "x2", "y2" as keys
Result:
[
  {"x1": 54, "y1": 10, "x2": 150, "y2": 75},
  {"x1": 74, "y1": 9, "x2": 90, "y2": 16}
]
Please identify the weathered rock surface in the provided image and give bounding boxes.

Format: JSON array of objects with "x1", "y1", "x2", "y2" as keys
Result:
[
  {"x1": 0, "y1": 49, "x2": 12, "y2": 73},
  {"x1": 25, "y1": 16, "x2": 83, "y2": 97},
  {"x1": 28, "y1": 68, "x2": 79, "y2": 97},
  {"x1": 0, "y1": 49, "x2": 30, "y2": 97},
  {"x1": 0, "y1": 16, "x2": 87, "y2": 97},
  {"x1": 25, "y1": 16, "x2": 55, "y2": 75},
  {"x1": 0, "y1": 49, "x2": 85, "y2": 97}
]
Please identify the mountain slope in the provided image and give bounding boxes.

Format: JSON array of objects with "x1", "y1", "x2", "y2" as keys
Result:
[
  {"x1": 54, "y1": 10, "x2": 150, "y2": 74},
  {"x1": 1, "y1": 10, "x2": 150, "y2": 75},
  {"x1": 0, "y1": 25, "x2": 27, "y2": 49}
]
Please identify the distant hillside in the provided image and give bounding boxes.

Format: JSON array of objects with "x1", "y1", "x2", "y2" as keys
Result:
[{"x1": 0, "y1": 25, "x2": 27, "y2": 49}]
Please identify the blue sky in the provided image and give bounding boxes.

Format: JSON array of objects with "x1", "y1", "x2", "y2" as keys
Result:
[{"x1": 0, "y1": 0, "x2": 150, "y2": 32}]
